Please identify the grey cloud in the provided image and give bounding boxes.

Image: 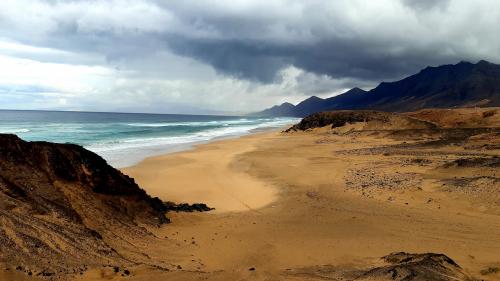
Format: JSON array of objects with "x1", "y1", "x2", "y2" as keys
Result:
[
  {"x1": 160, "y1": 0, "x2": 499, "y2": 84},
  {"x1": 166, "y1": 34, "x2": 465, "y2": 84},
  {"x1": 166, "y1": 36, "x2": 293, "y2": 82},
  {"x1": 3, "y1": 0, "x2": 497, "y2": 84},
  {"x1": 402, "y1": 0, "x2": 451, "y2": 10},
  {"x1": 0, "y1": 0, "x2": 499, "y2": 113}
]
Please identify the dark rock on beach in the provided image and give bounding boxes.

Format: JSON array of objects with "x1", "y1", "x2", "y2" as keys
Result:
[
  {"x1": 286, "y1": 252, "x2": 475, "y2": 281},
  {"x1": 163, "y1": 201, "x2": 214, "y2": 212},
  {"x1": 357, "y1": 252, "x2": 473, "y2": 281}
]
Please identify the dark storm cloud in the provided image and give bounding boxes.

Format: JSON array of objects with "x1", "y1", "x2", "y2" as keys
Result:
[
  {"x1": 166, "y1": 36, "x2": 292, "y2": 82},
  {"x1": 402, "y1": 0, "x2": 451, "y2": 10},
  {"x1": 166, "y1": 29, "x2": 463, "y2": 84},
  {"x1": 2, "y1": 0, "x2": 498, "y2": 85},
  {"x1": 166, "y1": 36, "x2": 408, "y2": 83},
  {"x1": 159, "y1": 0, "x2": 497, "y2": 84}
]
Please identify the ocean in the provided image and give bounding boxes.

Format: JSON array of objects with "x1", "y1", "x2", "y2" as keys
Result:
[{"x1": 0, "y1": 110, "x2": 298, "y2": 167}]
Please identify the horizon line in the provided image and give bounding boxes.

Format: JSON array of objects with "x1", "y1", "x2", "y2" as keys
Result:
[{"x1": 0, "y1": 108, "x2": 247, "y2": 118}]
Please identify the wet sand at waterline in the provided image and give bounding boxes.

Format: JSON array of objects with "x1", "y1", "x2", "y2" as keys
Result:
[{"x1": 122, "y1": 133, "x2": 279, "y2": 213}]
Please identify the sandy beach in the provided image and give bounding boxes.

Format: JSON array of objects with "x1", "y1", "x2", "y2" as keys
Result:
[
  {"x1": 122, "y1": 132, "x2": 280, "y2": 213},
  {"x1": 114, "y1": 122, "x2": 500, "y2": 280}
]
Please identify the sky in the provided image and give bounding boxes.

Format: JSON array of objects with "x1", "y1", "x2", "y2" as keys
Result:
[{"x1": 0, "y1": 0, "x2": 499, "y2": 115}]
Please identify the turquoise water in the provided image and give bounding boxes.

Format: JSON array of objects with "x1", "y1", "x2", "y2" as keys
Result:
[{"x1": 0, "y1": 110, "x2": 298, "y2": 167}]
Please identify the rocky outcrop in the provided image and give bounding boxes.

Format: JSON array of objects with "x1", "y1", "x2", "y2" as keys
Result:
[
  {"x1": 286, "y1": 252, "x2": 474, "y2": 281},
  {"x1": 285, "y1": 110, "x2": 436, "y2": 132},
  {"x1": 164, "y1": 201, "x2": 214, "y2": 212},
  {"x1": 0, "y1": 134, "x2": 170, "y2": 275},
  {"x1": 357, "y1": 252, "x2": 474, "y2": 281}
]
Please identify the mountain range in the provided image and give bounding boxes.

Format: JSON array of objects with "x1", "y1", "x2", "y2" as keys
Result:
[{"x1": 255, "y1": 60, "x2": 500, "y2": 117}]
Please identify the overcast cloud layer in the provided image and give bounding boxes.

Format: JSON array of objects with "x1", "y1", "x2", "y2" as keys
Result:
[{"x1": 0, "y1": 0, "x2": 499, "y2": 114}]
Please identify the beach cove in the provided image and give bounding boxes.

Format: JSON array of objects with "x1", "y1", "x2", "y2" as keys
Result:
[{"x1": 112, "y1": 120, "x2": 500, "y2": 281}]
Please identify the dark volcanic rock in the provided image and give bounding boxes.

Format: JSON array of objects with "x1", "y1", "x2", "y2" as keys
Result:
[
  {"x1": 285, "y1": 252, "x2": 474, "y2": 281},
  {"x1": 286, "y1": 111, "x2": 389, "y2": 131},
  {"x1": 357, "y1": 252, "x2": 473, "y2": 281},
  {"x1": 164, "y1": 201, "x2": 214, "y2": 212},
  {"x1": 443, "y1": 156, "x2": 500, "y2": 168},
  {"x1": 285, "y1": 111, "x2": 436, "y2": 132}
]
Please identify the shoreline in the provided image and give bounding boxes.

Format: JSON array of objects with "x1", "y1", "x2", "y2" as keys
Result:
[
  {"x1": 0, "y1": 108, "x2": 299, "y2": 169},
  {"x1": 122, "y1": 130, "x2": 284, "y2": 212},
  {"x1": 115, "y1": 124, "x2": 295, "y2": 169}
]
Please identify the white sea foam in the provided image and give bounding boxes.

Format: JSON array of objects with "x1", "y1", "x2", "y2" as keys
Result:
[
  {"x1": 87, "y1": 118, "x2": 298, "y2": 167},
  {"x1": 125, "y1": 119, "x2": 255, "y2": 127},
  {"x1": 0, "y1": 110, "x2": 298, "y2": 168},
  {"x1": 0, "y1": 128, "x2": 30, "y2": 133}
]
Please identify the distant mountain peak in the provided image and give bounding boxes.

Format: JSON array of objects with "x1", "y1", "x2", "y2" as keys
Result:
[
  {"x1": 296, "y1": 95, "x2": 324, "y2": 107},
  {"x1": 303, "y1": 95, "x2": 323, "y2": 101},
  {"x1": 476, "y1": 59, "x2": 494, "y2": 67},
  {"x1": 253, "y1": 60, "x2": 500, "y2": 117},
  {"x1": 273, "y1": 102, "x2": 294, "y2": 108},
  {"x1": 345, "y1": 87, "x2": 366, "y2": 94}
]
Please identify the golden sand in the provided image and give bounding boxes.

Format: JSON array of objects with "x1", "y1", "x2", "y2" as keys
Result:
[{"x1": 103, "y1": 128, "x2": 500, "y2": 280}]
